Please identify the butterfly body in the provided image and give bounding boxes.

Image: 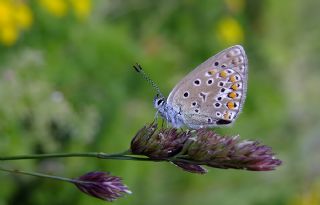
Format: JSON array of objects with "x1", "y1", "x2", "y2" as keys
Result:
[
  {"x1": 154, "y1": 45, "x2": 248, "y2": 129},
  {"x1": 154, "y1": 96, "x2": 184, "y2": 128}
]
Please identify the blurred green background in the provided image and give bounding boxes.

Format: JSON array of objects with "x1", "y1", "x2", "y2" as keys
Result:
[{"x1": 0, "y1": 0, "x2": 320, "y2": 204}]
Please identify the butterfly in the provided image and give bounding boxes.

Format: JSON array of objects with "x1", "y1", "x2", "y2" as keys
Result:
[{"x1": 134, "y1": 45, "x2": 248, "y2": 129}]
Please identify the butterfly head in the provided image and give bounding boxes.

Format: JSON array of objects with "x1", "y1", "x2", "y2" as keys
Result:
[
  {"x1": 153, "y1": 94, "x2": 166, "y2": 109},
  {"x1": 153, "y1": 94, "x2": 184, "y2": 128}
]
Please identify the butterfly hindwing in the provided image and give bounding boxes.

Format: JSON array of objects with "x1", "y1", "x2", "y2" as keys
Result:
[{"x1": 166, "y1": 45, "x2": 248, "y2": 128}]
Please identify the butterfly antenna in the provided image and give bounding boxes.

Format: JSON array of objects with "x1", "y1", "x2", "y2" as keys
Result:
[{"x1": 133, "y1": 63, "x2": 164, "y2": 97}]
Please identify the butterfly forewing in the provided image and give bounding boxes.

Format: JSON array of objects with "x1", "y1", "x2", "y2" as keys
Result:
[{"x1": 167, "y1": 45, "x2": 248, "y2": 128}]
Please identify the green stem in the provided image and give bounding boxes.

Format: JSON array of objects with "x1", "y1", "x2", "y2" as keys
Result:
[
  {"x1": 0, "y1": 166, "x2": 78, "y2": 183},
  {"x1": 0, "y1": 151, "x2": 157, "y2": 162},
  {"x1": 0, "y1": 150, "x2": 202, "y2": 165}
]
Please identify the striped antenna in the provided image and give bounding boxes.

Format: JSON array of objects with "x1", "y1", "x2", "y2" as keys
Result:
[{"x1": 133, "y1": 63, "x2": 164, "y2": 97}]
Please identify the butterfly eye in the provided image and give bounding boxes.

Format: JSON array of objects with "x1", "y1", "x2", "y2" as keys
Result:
[{"x1": 157, "y1": 99, "x2": 164, "y2": 106}]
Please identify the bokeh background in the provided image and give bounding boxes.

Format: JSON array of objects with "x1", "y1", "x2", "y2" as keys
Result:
[{"x1": 0, "y1": 0, "x2": 320, "y2": 204}]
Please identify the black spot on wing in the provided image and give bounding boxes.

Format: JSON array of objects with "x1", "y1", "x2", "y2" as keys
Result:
[{"x1": 216, "y1": 119, "x2": 232, "y2": 125}]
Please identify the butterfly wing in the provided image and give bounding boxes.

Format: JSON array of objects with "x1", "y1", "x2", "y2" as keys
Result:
[{"x1": 167, "y1": 45, "x2": 248, "y2": 128}]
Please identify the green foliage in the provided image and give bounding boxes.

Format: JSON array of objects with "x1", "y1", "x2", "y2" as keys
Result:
[{"x1": 1, "y1": 0, "x2": 320, "y2": 204}]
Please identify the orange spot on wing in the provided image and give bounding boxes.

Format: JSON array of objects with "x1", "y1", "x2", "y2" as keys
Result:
[
  {"x1": 227, "y1": 101, "x2": 235, "y2": 109},
  {"x1": 208, "y1": 69, "x2": 217, "y2": 75},
  {"x1": 219, "y1": 70, "x2": 227, "y2": 78},
  {"x1": 229, "y1": 75, "x2": 237, "y2": 83},
  {"x1": 231, "y1": 83, "x2": 239, "y2": 90},
  {"x1": 228, "y1": 92, "x2": 237, "y2": 99},
  {"x1": 223, "y1": 111, "x2": 229, "y2": 120}
]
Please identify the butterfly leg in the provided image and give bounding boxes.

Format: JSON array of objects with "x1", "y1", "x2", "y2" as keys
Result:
[
  {"x1": 154, "y1": 110, "x2": 159, "y2": 120},
  {"x1": 161, "y1": 118, "x2": 166, "y2": 128},
  {"x1": 154, "y1": 110, "x2": 166, "y2": 128}
]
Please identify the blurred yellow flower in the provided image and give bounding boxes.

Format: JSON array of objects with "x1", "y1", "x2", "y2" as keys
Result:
[
  {"x1": 70, "y1": 0, "x2": 91, "y2": 20},
  {"x1": 0, "y1": 0, "x2": 91, "y2": 46},
  {"x1": 0, "y1": 1, "x2": 14, "y2": 27},
  {"x1": 39, "y1": 0, "x2": 68, "y2": 18},
  {"x1": 0, "y1": 25, "x2": 18, "y2": 46},
  {"x1": 225, "y1": 0, "x2": 246, "y2": 13},
  {"x1": 289, "y1": 183, "x2": 320, "y2": 205},
  {"x1": 216, "y1": 16, "x2": 244, "y2": 45},
  {"x1": 0, "y1": 1, "x2": 33, "y2": 46},
  {"x1": 14, "y1": 3, "x2": 33, "y2": 29}
]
